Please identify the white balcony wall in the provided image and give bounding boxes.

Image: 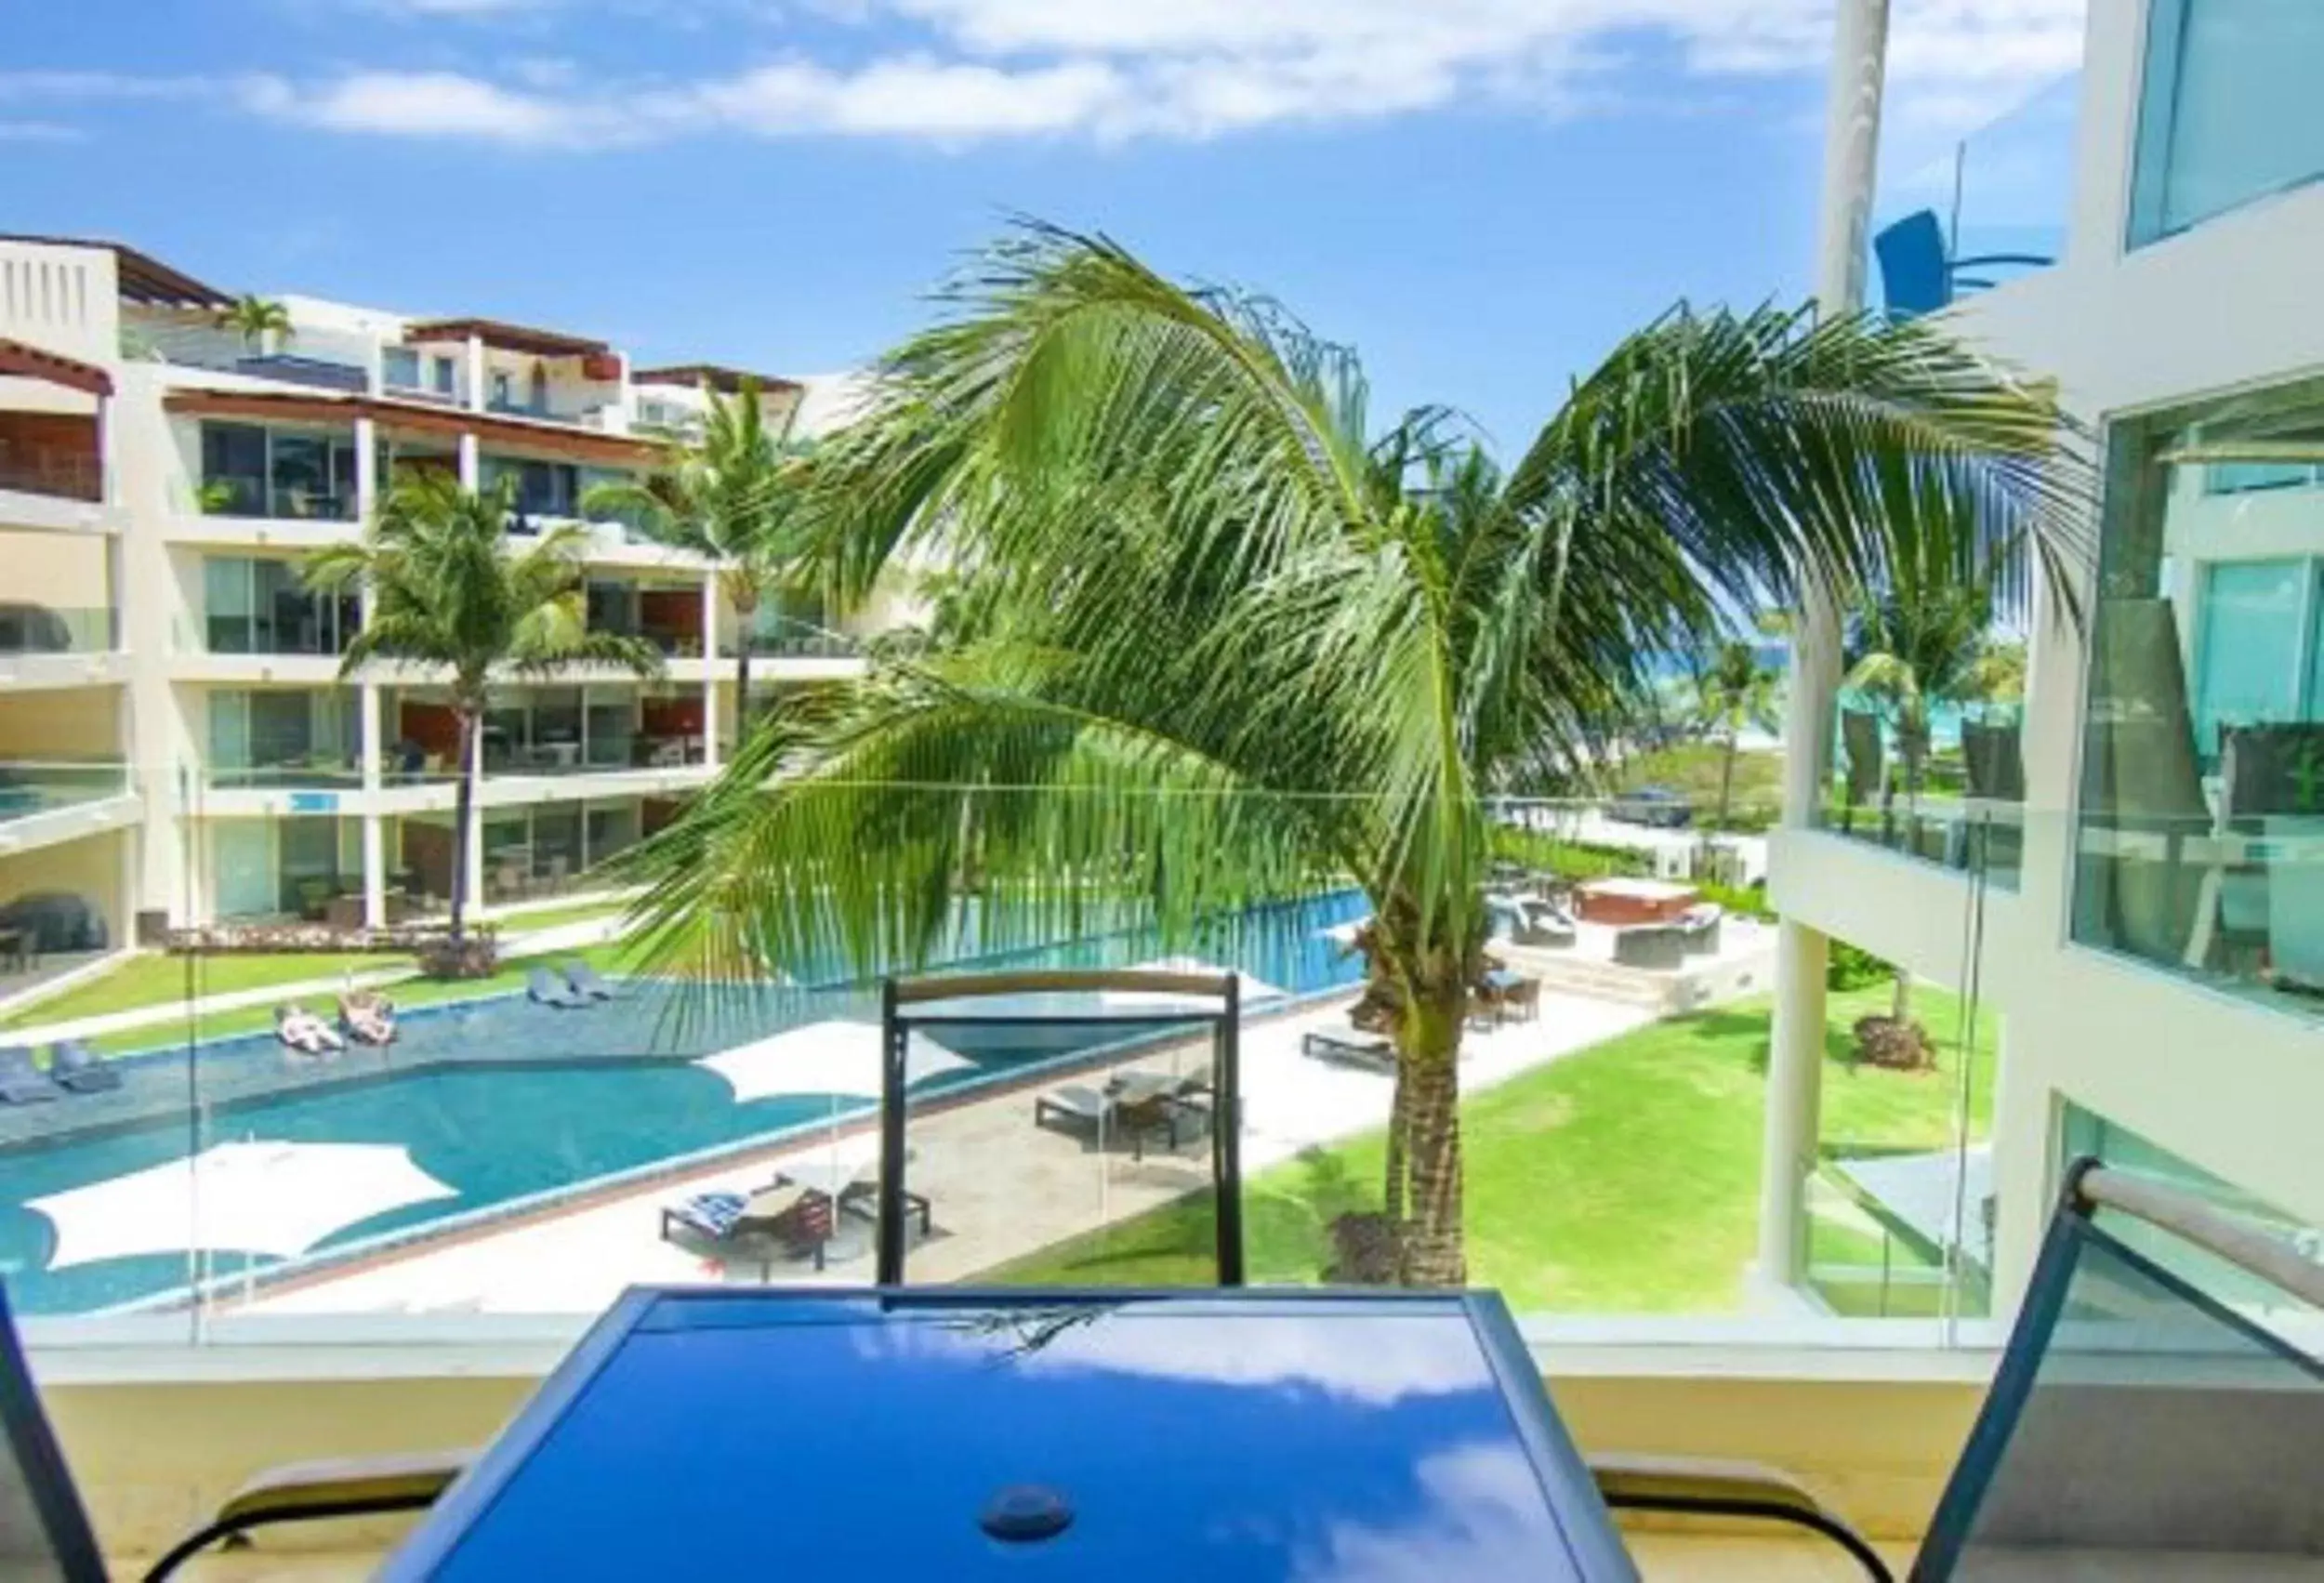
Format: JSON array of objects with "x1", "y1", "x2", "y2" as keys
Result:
[{"x1": 0, "y1": 240, "x2": 116, "y2": 363}]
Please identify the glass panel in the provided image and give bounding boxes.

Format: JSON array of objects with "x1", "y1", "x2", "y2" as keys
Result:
[
  {"x1": 382, "y1": 347, "x2": 420, "y2": 390},
  {"x1": 2132, "y1": 0, "x2": 2324, "y2": 245},
  {"x1": 198, "y1": 422, "x2": 266, "y2": 515},
  {"x1": 210, "y1": 820, "x2": 276, "y2": 918},
  {"x1": 585, "y1": 697, "x2": 634, "y2": 768},
  {"x1": 2072, "y1": 379, "x2": 2324, "y2": 1022},
  {"x1": 204, "y1": 557, "x2": 253, "y2": 653}
]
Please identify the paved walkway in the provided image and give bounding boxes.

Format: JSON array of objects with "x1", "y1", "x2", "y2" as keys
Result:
[{"x1": 236, "y1": 989, "x2": 1654, "y2": 1316}]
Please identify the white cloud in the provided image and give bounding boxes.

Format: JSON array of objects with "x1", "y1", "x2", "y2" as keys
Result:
[
  {"x1": 0, "y1": 120, "x2": 85, "y2": 143},
  {"x1": 7, "y1": 0, "x2": 2089, "y2": 149}
]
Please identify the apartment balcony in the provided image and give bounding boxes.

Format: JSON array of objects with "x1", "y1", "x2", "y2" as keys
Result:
[
  {"x1": 0, "y1": 759, "x2": 139, "y2": 857},
  {"x1": 0, "y1": 427, "x2": 118, "y2": 535}
]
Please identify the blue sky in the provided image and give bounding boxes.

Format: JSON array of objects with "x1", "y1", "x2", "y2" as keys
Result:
[{"x1": 3, "y1": 1, "x2": 2081, "y2": 449}]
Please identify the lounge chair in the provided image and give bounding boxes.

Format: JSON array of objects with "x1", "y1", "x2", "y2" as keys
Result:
[
  {"x1": 563, "y1": 960, "x2": 616, "y2": 1000},
  {"x1": 46, "y1": 1040, "x2": 119, "y2": 1096},
  {"x1": 0, "y1": 1048, "x2": 61, "y2": 1105},
  {"x1": 527, "y1": 967, "x2": 588, "y2": 1009},
  {"x1": 1512, "y1": 899, "x2": 1578, "y2": 950},
  {"x1": 806, "y1": 1162, "x2": 934, "y2": 1240},
  {"x1": 1033, "y1": 1085, "x2": 1188, "y2": 1161},
  {"x1": 338, "y1": 990, "x2": 395, "y2": 1046},
  {"x1": 1300, "y1": 1029, "x2": 1396, "y2": 1075},
  {"x1": 658, "y1": 1182, "x2": 834, "y2": 1276}
]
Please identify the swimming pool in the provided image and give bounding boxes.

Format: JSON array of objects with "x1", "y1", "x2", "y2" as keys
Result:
[{"x1": 0, "y1": 891, "x2": 1369, "y2": 1313}]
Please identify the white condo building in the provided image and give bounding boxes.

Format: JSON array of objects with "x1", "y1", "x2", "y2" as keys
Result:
[
  {"x1": 0, "y1": 234, "x2": 891, "y2": 966},
  {"x1": 1761, "y1": 0, "x2": 2324, "y2": 1322}
]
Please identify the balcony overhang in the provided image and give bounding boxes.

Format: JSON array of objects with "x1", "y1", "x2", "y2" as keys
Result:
[
  {"x1": 631, "y1": 363, "x2": 803, "y2": 397},
  {"x1": 164, "y1": 389, "x2": 661, "y2": 467},
  {"x1": 403, "y1": 318, "x2": 609, "y2": 361},
  {"x1": 0, "y1": 337, "x2": 112, "y2": 399}
]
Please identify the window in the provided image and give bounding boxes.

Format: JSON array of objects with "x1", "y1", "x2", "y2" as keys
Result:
[
  {"x1": 482, "y1": 456, "x2": 580, "y2": 520},
  {"x1": 490, "y1": 370, "x2": 513, "y2": 409},
  {"x1": 198, "y1": 422, "x2": 266, "y2": 515},
  {"x1": 197, "y1": 422, "x2": 357, "y2": 521},
  {"x1": 202, "y1": 556, "x2": 358, "y2": 655},
  {"x1": 382, "y1": 348, "x2": 420, "y2": 389},
  {"x1": 206, "y1": 691, "x2": 358, "y2": 785},
  {"x1": 2130, "y1": 0, "x2": 2324, "y2": 244},
  {"x1": 432, "y1": 355, "x2": 456, "y2": 396},
  {"x1": 2073, "y1": 379, "x2": 2324, "y2": 1018}
]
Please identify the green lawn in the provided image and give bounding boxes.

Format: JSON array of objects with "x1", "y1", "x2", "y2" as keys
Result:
[
  {"x1": 1611, "y1": 741, "x2": 1784, "y2": 829},
  {"x1": 0, "y1": 952, "x2": 399, "y2": 1033},
  {"x1": 984, "y1": 982, "x2": 1995, "y2": 1313},
  {"x1": 489, "y1": 897, "x2": 639, "y2": 937}
]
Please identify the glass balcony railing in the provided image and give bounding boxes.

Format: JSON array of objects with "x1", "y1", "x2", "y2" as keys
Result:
[
  {"x1": 0, "y1": 607, "x2": 115, "y2": 657},
  {"x1": 0, "y1": 760, "x2": 132, "y2": 822},
  {"x1": 484, "y1": 735, "x2": 705, "y2": 775},
  {"x1": 1816, "y1": 702, "x2": 2027, "y2": 890},
  {"x1": 204, "y1": 762, "x2": 364, "y2": 792},
  {"x1": 1870, "y1": 71, "x2": 2080, "y2": 320},
  {"x1": 720, "y1": 620, "x2": 863, "y2": 659},
  {"x1": 197, "y1": 478, "x2": 358, "y2": 522}
]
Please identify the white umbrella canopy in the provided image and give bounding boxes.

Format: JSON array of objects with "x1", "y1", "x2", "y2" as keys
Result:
[
  {"x1": 696, "y1": 1021, "x2": 972, "y2": 1103},
  {"x1": 27, "y1": 1141, "x2": 456, "y2": 1270}
]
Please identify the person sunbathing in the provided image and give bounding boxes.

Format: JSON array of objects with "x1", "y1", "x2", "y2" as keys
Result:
[
  {"x1": 275, "y1": 1002, "x2": 344, "y2": 1057},
  {"x1": 338, "y1": 989, "x2": 396, "y2": 1046}
]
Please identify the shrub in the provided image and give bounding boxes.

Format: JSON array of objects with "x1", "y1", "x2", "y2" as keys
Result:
[{"x1": 1827, "y1": 939, "x2": 1892, "y2": 992}]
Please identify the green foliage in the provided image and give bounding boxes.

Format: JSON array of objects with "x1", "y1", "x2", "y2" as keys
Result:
[
  {"x1": 214, "y1": 294, "x2": 293, "y2": 347},
  {"x1": 1488, "y1": 825, "x2": 1651, "y2": 882},
  {"x1": 1827, "y1": 938, "x2": 1893, "y2": 992}
]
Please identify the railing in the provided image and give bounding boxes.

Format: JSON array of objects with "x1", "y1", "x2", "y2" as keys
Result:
[
  {"x1": 1870, "y1": 71, "x2": 2080, "y2": 319},
  {"x1": 0, "y1": 760, "x2": 132, "y2": 823},
  {"x1": 1817, "y1": 703, "x2": 2027, "y2": 890},
  {"x1": 0, "y1": 607, "x2": 115, "y2": 657},
  {"x1": 204, "y1": 763, "x2": 364, "y2": 792},
  {"x1": 131, "y1": 323, "x2": 374, "y2": 390},
  {"x1": 721, "y1": 621, "x2": 863, "y2": 659},
  {"x1": 483, "y1": 737, "x2": 705, "y2": 776},
  {"x1": 0, "y1": 454, "x2": 103, "y2": 504},
  {"x1": 196, "y1": 479, "x2": 358, "y2": 522}
]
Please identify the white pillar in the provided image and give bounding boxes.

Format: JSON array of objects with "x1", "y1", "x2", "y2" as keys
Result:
[
  {"x1": 464, "y1": 335, "x2": 486, "y2": 415},
  {"x1": 457, "y1": 432, "x2": 480, "y2": 492},
  {"x1": 465, "y1": 762, "x2": 487, "y2": 916},
  {"x1": 701, "y1": 575, "x2": 722, "y2": 771},
  {"x1": 362, "y1": 814, "x2": 388, "y2": 929},
  {"x1": 353, "y1": 416, "x2": 378, "y2": 521},
  {"x1": 93, "y1": 390, "x2": 114, "y2": 508},
  {"x1": 1756, "y1": 0, "x2": 1889, "y2": 1302}
]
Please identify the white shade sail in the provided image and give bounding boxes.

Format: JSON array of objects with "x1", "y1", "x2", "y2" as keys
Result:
[
  {"x1": 696, "y1": 1021, "x2": 972, "y2": 1103},
  {"x1": 1104, "y1": 957, "x2": 1287, "y2": 1009},
  {"x1": 27, "y1": 1141, "x2": 457, "y2": 1270}
]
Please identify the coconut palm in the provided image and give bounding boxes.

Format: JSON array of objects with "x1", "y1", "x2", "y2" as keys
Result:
[
  {"x1": 215, "y1": 295, "x2": 293, "y2": 355},
  {"x1": 1690, "y1": 639, "x2": 1783, "y2": 833},
  {"x1": 1842, "y1": 547, "x2": 2027, "y2": 811},
  {"x1": 306, "y1": 472, "x2": 664, "y2": 959},
  {"x1": 625, "y1": 224, "x2": 2085, "y2": 1285},
  {"x1": 582, "y1": 378, "x2": 804, "y2": 727}
]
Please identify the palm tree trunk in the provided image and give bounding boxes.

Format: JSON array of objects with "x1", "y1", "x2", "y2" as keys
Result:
[
  {"x1": 1381, "y1": 1061, "x2": 1410, "y2": 1225},
  {"x1": 449, "y1": 708, "x2": 478, "y2": 945},
  {"x1": 1891, "y1": 968, "x2": 1913, "y2": 1022},
  {"x1": 732, "y1": 590, "x2": 758, "y2": 740},
  {"x1": 1396, "y1": 981, "x2": 1468, "y2": 1287},
  {"x1": 1716, "y1": 729, "x2": 1738, "y2": 834}
]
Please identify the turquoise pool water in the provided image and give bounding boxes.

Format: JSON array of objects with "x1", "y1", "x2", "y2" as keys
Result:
[{"x1": 0, "y1": 892, "x2": 1368, "y2": 1313}]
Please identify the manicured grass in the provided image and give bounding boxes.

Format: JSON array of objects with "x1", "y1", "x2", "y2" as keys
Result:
[
  {"x1": 1611, "y1": 741, "x2": 1784, "y2": 829},
  {"x1": 984, "y1": 982, "x2": 1995, "y2": 1313},
  {"x1": 489, "y1": 897, "x2": 638, "y2": 937},
  {"x1": 0, "y1": 952, "x2": 398, "y2": 1033}
]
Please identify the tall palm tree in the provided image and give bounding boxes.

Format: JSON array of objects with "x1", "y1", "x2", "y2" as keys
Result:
[
  {"x1": 1843, "y1": 548, "x2": 2027, "y2": 810},
  {"x1": 626, "y1": 225, "x2": 2086, "y2": 1284},
  {"x1": 582, "y1": 378, "x2": 802, "y2": 732},
  {"x1": 215, "y1": 295, "x2": 293, "y2": 355},
  {"x1": 307, "y1": 473, "x2": 664, "y2": 959},
  {"x1": 1690, "y1": 639, "x2": 1783, "y2": 834}
]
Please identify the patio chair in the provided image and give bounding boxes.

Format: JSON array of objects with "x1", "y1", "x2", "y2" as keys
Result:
[
  {"x1": 563, "y1": 959, "x2": 616, "y2": 1000},
  {"x1": 0, "y1": 1284, "x2": 470, "y2": 1582},
  {"x1": 1592, "y1": 1159, "x2": 2324, "y2": 1580},
  {"x1": 1676, "y1": 903, "x2": 1723, "y2": 956},
  {"x1": 1300, "y1": 1029, "x2": 1397, "y2": 1075},
  {"x1": 824, "y1": 1162, "x2": 933, "y2": 1239},
  {"x1": 46, "y1": 1039, "x2": 119, "y2": 1096},
  {"x1": 526, "y1": 966, "x2": 588, "y2": 1009},
  {"x1": 1839, "y1": 708, "x2": 1885, "y2": 835},
  {"x1": 0, "y1": 1047, "x2": 63, "y2": 1105},
  {"x1": 1512, "y1": 899, "x2": 1578, "y2": 950},
  {"x1": 1033, "y1": 1085, "x2": 1188, "y2": 1162},
  {"x1": 1872, "y1": 206, "x2": 2053, "y2": 320}
]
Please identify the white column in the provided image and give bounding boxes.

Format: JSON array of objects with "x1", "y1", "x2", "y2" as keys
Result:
[
  {"x1": 464, "y1": 335, "x2": 486, "y2": 415},
  {"x1": 362, "y1": 814, "x2": 388, "y2": 929},
  {"x1": 700, "y1": 575, "x2": 722, "y2": 771},
  {"x1": 93, "y1": 390, "x2": 114, "y2": 508},
  {"x1": 353, "y1": 416, "x2": 378, "y2": 521},
  {"x1": 457, "y1": 432, "x2": 480, "y2": 492},
  {"x1": 1756, "y1": 0, "x2": 1889, "y2": 1302},
  {"x1": 464, "y1": 759, "x2": 487, "y2": 916}
]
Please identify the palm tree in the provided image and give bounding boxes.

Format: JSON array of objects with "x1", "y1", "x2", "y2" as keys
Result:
[
  {"x1": 306, "y1": 472, "x2": 665, "y2": 961},
  {"x1": 625, "y1": 225, "x2": 2085, "y2": 1284},
  {"x1": 1690, "y1": 639, "x2": 1783, "y2": 834},
  {"x1": 215, "y1": 295, "x2": 293, "y2": 355},
  {"x1": 582, "y1": 378, "x2": 803, "y2": 731},
  {"x1": 1842, "y1": 548, "x2": 2027, "y2": 813}
]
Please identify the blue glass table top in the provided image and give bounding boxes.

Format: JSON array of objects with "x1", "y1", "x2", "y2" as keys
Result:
[{"x1": 385, "y1": 1287, "x2": 1637, "y2": 1581}]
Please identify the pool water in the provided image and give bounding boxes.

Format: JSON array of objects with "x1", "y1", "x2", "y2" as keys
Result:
[{"x1": 0, "y1": 891, "x2": 1369, "y2": 1313}]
